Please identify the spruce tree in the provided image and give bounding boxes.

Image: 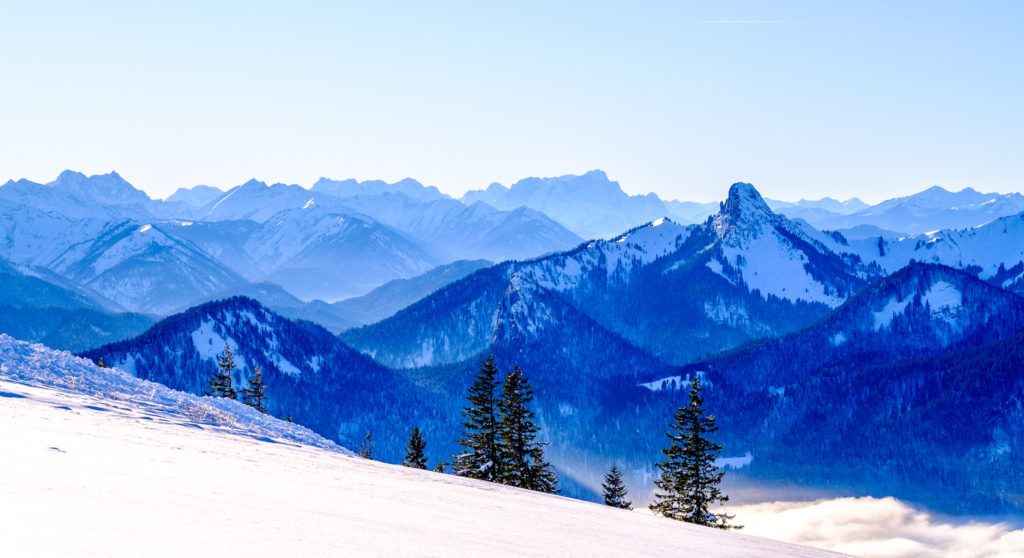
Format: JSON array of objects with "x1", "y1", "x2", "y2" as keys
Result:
[
  {"x1": 497, "y1": 366, "x2": 558, "y2": 493},
  {"x1": 242, "y1": 365, "x2": 267, "y2": 413},
  {"x1": 359, "y1": 432, "x2": 374, "y2": 459},
  {"x1": 602, "y1": 464, "x2": 632, "y2": 509},
  {"x1": 452, "y1": 355, "x2": 502, "y2": 482},
  {"x1": 433, "y1": 461, "x2": 447, "y2": 473},
  {"x1": 209, "y1": 343, "x2": 237, "y2": 399},
  {"x1": 650, "y1": 376, "x2": 737, "y2": 529},
  {"x1": 403, "y1": 427, "x2": 428, "y2": 469}
]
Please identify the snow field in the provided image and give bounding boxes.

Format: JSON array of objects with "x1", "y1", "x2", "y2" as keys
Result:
[{"x1": 0, "y1": 336, "x2": 842, "y2": 557}]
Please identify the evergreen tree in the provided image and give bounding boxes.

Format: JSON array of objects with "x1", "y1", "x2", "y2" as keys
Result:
[
  {"x1": 452, "y1": 355, "x2": 502, "y2": 482},
  {"x1": 359, "y1": 432, "x2": 374, "y2": 459},
  {"x1": 433, "y1": 461, "x2": 447, "y2": 474},
  {"x1": 209, "y1": 342, "x2": 237, "y2": 399},
  {"x1": 403, "y1": 427, "x2": 428, "y2": 469},
  {"x1": 602, "y1": 464, "x2": 632, "y2": 509},
  {"x1": 497, "y1": 366, "x2": 558, "y2": 493},
  {"x1": 650, "y1": 376, "x2": 737, "y2": 529},
  {"x1": 242, "y1": 365, "x2": 268, "y2": 413},
  {"x1": 95, "y1": 357, "x2": 108, "y2": 368}
]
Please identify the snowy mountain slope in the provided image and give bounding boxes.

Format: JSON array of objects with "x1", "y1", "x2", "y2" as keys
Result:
[
  {"x1": 323, "y1": 192, "x2": 582, "y2": 263},
  {"x1": 193, "y1": 179, "x2": 316, "y2": 222},
  {"x1": 49, "y1": 221, "x2": 246, "y2": 314},
  {"x1": 842, "y1": 212, "x2": 1024, "y2": 293},
  {"x1": 191, "y1": 178, "x2": 580, "y2": 272},
  {"x1": 658, "y1": 263, "x2": 1024, "y2": 513},
  {"x1": 81, "y1": 297, "x2": 443, "y2": 460},
  {"x1": 165, "y1": 184, "x2": 225, "y2": 206},
  {"x1": 0, "y1": 340, "x2": 839, "y2": 558},
  {"x1": 346, "y1": 182, "x2": 877, "y2": 368},
  {"x1": 245, "y1": 206, "x2": 438, "y2": 300},
  {"x1": 802, "y1": 186, "x2": 1024, "y2": 234}
]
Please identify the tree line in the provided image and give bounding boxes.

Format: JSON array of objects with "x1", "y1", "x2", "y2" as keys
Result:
[{"x1": 199, "y1": 345, "x2": 737, "y2": 529}]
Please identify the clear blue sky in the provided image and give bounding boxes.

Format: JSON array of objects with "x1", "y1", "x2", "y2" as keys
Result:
[{"x1": 1, "y1": 1, "x2": 1021, "y2": 202}]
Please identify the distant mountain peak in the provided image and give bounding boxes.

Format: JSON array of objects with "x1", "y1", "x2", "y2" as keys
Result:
[
  {"x1": 713, "y1": 182, "x2": 775, "y2": 237},
  {"x1": 48, "y1": 170, "x2": 148, "y2": 204}
]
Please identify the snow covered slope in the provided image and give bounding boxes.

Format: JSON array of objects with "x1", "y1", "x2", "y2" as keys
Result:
[
  {"x1": 346, "y1": 182, "x2": 876, "y2": 368},
  {"x1": 50, "y1": 221, "x2": 245, "y2": 314},
  {"x1": 0, "y1": 335, "x2": 839, "y2": 558},
  {"x1": 845, "y1": 212, "x2": 1024, "y2": 293},
  {"x1": 801, "y1": 186, "x2": 1024, "y2": 234}
]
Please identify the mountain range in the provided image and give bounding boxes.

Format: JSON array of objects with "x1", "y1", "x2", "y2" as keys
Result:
[{"x1": 76, "y1": 178, "x2": 1024, "y2": 513}]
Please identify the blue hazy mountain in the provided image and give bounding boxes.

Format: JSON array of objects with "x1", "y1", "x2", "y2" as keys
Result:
[
  {"x1": 0, "y1": 258, "x2": 153, "y2": 352},
  {"x1": 80, "y1": 297, "x2": 451, "y2": 462},
  {"x1": 344, "y1": 182, "x2": 880, "y2": 368}
]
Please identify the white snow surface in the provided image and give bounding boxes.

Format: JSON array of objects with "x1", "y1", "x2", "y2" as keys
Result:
[
  {"x1": 873, "y1": 296, "x2": 913, "y2": 331},
  {"x1": 0, "y1": 334, "x2": 841, "y2": 557}
]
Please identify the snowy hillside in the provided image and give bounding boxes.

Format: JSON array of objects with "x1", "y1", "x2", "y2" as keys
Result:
[
  {"x1": 0, "y1": 334, "x2": 840, "y2": 557},
  {"x1": 346, "y1": 182, "x2": 876, "y2": 369},
  {"x1": 796, "y1": 186, "x2": 1024, "y2": 234}
]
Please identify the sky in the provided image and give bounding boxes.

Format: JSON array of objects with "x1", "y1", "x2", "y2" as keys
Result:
[{"x1": 1, "y1": 1, "x2": 1021, "y2": 202}]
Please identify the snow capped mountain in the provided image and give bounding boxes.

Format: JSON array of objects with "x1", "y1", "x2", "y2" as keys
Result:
[
  {"x1": 82, "y1": 297, "x2": 440, "y2": 460},
  {"x1": 842, "y1": 212, "x2": 1024, "y2": 294},
  {"x1": 165, "y1": 184, "x2": 225, "y2": 206},
  {"x1": 194, "y1": 179, "x2": 314, "y2": 222},
  {"x1": 48, "y1": 170, "x2": 150, "y2": 207},
  {"x1": 800, "y1": 186, "x2": 1024, "y2": 234},
  {"x1": 245, "y1": 206, "x2": 438, "y2": 301},
  {"x1": 709, "y1": 183, "x2": 877, "y2": 307},
  {"x1": 50, "y1": 221, "x2": 245, "y2": 314},
  {"x1": 324, "y1": 193, "x2": 583, "y2": 263},
  {"x1": 345, "y1": 182, "x2": 876, "y2": 369},
  {"x1": 312, "y1": 176, "x2": 448, "y2": 202},
  {"x1": 461, "y1": 170, "x2": 703, "y2": 239},
  {"x1": 767, "y1": 196, "x2": 869, "y2": 215}
]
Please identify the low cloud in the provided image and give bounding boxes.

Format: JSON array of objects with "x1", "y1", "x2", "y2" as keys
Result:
[{"x1": 724, "y1": 497, "x2": 1024, "y2": 558}]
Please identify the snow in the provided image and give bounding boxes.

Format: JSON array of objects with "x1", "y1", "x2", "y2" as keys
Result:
[
  {"x1": 922, "y1": 281, "x2": 962, "y2": 311},
  {"x1": 722, "y1": 232, "x2": 843, "y2": 307},
  {"x1": 639, "y1": 372, "x2": 709, "y2": 392},
  {"x1": 830, "y1": 332, "x2": 847, "y2": 347},
  {"x1": 718, "y1": 452, "x2": 754, "y2": 470},
  {"x1": 0, "y1": 334, "x2": 840, "y2": 558},
  {"x1": 302, "y1": 198, "x2": 315, "y2": 209},
  {"x1": 137, "y1": 224, "x2": 152, "y2": 233},
  {"x1": 873, "y1": 296, "x2": 912, "y2": 331}
]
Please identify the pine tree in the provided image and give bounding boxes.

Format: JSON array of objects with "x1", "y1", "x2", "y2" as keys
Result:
[
  {"x1": 242, "y1": 365, "x2": 267, "y2": 413},
  {"x1": 359, "y1": 432, "x2": 374, "y2": 459},
  {"x1": 433, "y1": 461, "x2": 447, "y2": 473},
  {"x1": 497, "y1": 366, "x2": 558, "y2": 493},
  {"x1": 403, "y1": 427, "x2": 428, "y2": 469},
  {"x1": 209, "y1": 343, "x2": 237, "y2": 399},
  {"x1": 95, "y1": 357, "x2": 108, "y2": 368},
  {"x1": 452, "y1": 355, "x2": 502, "y2": 482},
  {"x1": 650, "y1": 376, "x2": 737, "y2": 529},
  {"x1": 602, "y1": 464, "x2": 632, "y2": 509}
]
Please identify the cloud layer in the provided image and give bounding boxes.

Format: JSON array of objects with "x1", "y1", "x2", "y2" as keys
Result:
[{"x1": 725, "y1": 497, "x2": 1024, "y2": 558}]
